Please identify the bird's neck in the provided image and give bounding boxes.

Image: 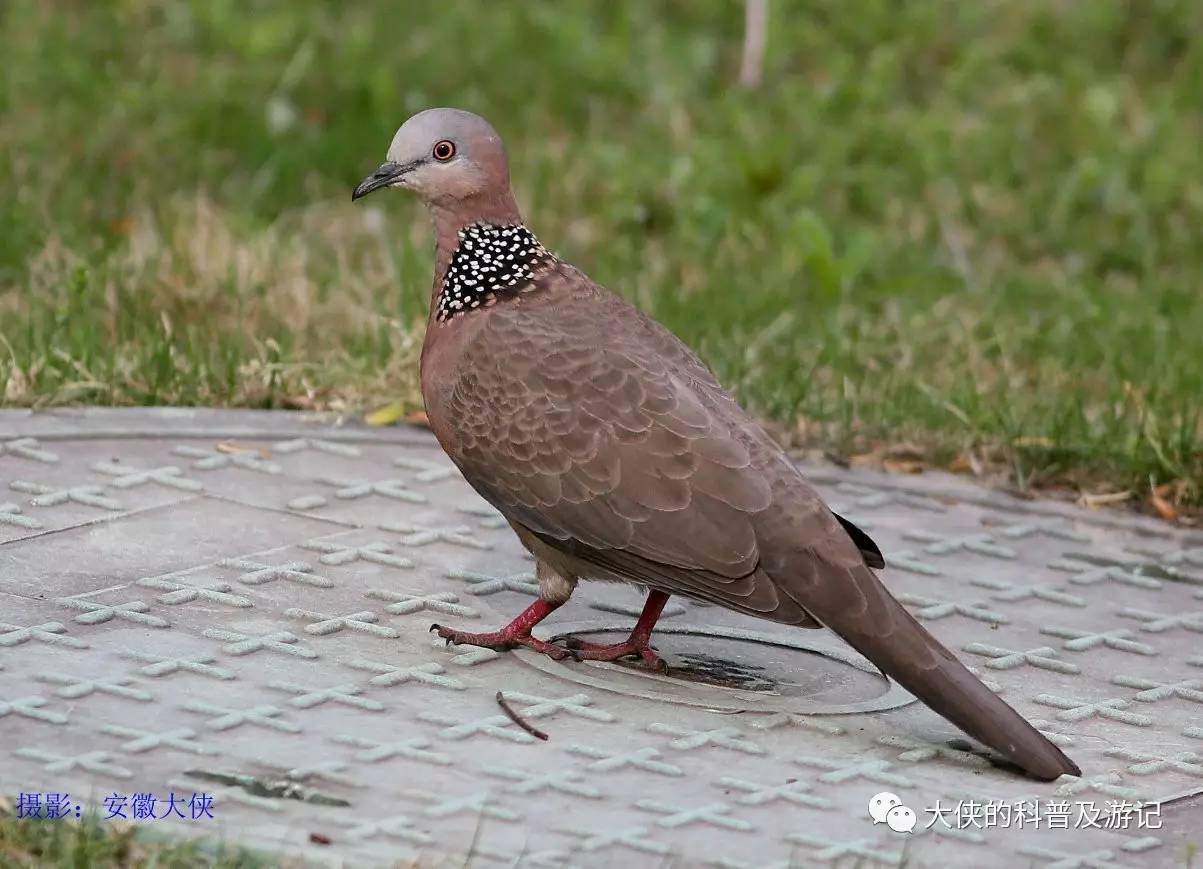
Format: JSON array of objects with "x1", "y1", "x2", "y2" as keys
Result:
[
  {"x1": 427, "y1": 193, "x2": 552, "y2": 325},
  {"x1": 430, "y1": 192, "x2": 523, "y2": 284},
  {"x1": 429, "y1": 221, "x2": 551, "y2": 324}
]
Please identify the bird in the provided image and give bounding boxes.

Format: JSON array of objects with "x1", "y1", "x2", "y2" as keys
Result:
[{"x1": 352, "y1": 107, "x2": 1081, "y2": 781}]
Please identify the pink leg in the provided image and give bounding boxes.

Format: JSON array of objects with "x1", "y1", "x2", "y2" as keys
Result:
[
  {"x1": 431, "y1": 598, "x2": 572, "y2": 660},
  {"x1": 561, "y1": 590, "x2": 671, "y2": 672}
]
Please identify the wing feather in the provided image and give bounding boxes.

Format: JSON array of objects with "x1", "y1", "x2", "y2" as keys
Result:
[{"x1": 436, "y1": 275, "x2": 878, "y2": 616}]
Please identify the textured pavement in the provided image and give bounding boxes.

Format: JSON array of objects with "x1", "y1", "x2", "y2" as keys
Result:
[{"x1": 2, "y1": 408, "x2": 1201, "y2": 868}]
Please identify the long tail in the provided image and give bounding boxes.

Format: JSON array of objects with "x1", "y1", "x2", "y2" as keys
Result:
[{"x1": 796, "y1": 561, "x2": 1081, "y2": 781}]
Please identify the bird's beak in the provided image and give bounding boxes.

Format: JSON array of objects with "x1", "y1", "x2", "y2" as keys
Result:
[{"x1": 352, "y1": 161, "x2": 410, "y2": 201}]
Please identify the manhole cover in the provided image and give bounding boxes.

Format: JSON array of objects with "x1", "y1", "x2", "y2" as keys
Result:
[{"x1": 514, "y1": 621, "x2": 917, "y2": 715}]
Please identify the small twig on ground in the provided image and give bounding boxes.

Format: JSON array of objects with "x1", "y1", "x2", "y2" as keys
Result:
[
  {"x1": 495, "y1": 691, "x2": 548, "y2": 741},
  {"x1": 1078, "y1": 490, "x2": 1133, "y2": 509}
]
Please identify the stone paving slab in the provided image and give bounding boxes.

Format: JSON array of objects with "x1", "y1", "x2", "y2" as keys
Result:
[{"x1": 2, "y1": 408, "x2": 1201, "y2": 868}]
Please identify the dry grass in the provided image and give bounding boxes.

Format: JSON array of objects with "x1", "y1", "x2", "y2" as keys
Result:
[{"x1": 5, "y1": 195, "x2": 425, "y2": 415}]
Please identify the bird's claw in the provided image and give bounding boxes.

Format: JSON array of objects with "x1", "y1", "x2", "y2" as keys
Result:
[
  {"x1": 551, "y1": 634, "x2": 667, "y2": 672},
  {"x1": 430, "y1": 622, "x2": 576, "y2": 660},
  {"x1": 433, "y1": 623, "x2": 664, "y2": 670}
]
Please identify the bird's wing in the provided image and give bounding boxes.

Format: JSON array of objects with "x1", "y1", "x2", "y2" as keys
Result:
[
  {"x1": 438, "y1": 283, "x2": 863, "y2": 623},
  {"x1": 438, "y1": 279, "x2": 1078, "y2": 780}
]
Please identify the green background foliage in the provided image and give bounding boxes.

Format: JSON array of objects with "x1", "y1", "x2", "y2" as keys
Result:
[{"x1": 3, "y1": 0, "x2": 1201, "y2": 502}]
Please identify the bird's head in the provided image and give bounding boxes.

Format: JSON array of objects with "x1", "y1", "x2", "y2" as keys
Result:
[{"x1": 352, "y1": 108, "x2": 511, "y2": 207}]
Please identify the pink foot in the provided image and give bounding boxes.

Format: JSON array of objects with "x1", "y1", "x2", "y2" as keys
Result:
[
  {"x1": 431, "y1": 623, "x2": 574, "y2": 661},
  {"x1": 560, "y1": 636, "x2": 668, "y2": 673}
]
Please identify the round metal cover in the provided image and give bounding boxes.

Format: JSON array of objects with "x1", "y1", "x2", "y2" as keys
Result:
[{"x1": 515, "y1": 621, "x2": 918, "y2": 715}]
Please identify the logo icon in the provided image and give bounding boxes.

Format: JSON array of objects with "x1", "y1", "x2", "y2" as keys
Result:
[
  {"x1": 868, "y1": 792, "x2": 916, "y2": 834},
  {"x1": 885, "y1": 804, "x2": 916, "y2": 833}
]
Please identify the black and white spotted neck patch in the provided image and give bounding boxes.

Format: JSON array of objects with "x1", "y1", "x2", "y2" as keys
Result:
[{"x1": 436, "y1": 223, "x2": 552, "y2": 322}]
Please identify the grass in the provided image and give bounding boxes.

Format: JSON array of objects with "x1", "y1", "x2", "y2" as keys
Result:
[{"x1": 2, "y1": 0, "x2": 1201, "y2": 513}]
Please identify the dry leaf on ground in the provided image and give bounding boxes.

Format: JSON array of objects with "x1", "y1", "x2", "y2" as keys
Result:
[{"x1": 365, "y1": 403, "x2": 406, "y2": 427}]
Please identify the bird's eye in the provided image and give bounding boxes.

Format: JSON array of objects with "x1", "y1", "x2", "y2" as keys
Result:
[{"x1": 432, "y1": 140, "x2": 456, "y2": 161}]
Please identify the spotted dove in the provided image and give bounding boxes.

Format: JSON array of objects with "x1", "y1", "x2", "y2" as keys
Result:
[{"x1": 353, "y1": 108, "x2": 1081, "y2": 781}]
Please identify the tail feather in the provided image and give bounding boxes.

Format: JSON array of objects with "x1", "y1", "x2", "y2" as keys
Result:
[{"x1": 802, "y1": 563, "x2": 1081, "y2": 781}]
